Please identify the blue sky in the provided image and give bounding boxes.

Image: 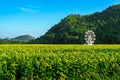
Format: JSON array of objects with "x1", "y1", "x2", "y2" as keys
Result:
[{"x1": 0, "y1": 0, "x2": 120, "y2": 38}]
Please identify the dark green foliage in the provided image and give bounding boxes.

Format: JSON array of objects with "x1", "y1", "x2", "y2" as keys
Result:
[
  {"x1": 33, "y1": 4, "x2": 120, "y2": 44},
  {"x1": 0, "y1": 38, "x2": 26, "y2": 44}
]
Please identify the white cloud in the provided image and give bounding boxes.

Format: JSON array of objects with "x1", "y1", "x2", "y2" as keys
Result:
[
  {"x1": 27, "y1": 5, "x2": 40, "y2": 9},
  {"x1": 20, "y1": 7, "x2": 39, "y2": 13}
]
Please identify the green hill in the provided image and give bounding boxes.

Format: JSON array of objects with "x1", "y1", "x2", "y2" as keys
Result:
[{"x1": 32, "y1": 4, "x2": 120, "y2": 44}]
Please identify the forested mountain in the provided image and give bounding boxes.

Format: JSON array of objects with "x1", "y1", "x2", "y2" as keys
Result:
[
  {"x1": 14, "y1": 35, "x2": 35, "y2": 41},
  {"x1": 31, "y1": 4, "x2": 120, "y2": 44}
]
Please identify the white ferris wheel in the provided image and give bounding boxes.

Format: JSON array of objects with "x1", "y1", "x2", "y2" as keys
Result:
[{"x1": 85, "y1": 30, "x2": 96, "y2": 45}]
